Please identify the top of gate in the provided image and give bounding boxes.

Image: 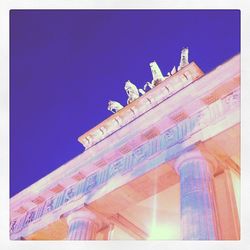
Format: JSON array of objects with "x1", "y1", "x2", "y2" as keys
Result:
[{"x1": 78, "y1": 61, "x2": 204, "y2": 150}]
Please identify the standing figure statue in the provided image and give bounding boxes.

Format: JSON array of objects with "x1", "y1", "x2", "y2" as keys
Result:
[
  {"x1": 124, "y1": 80, "x2": 145, "y2": 104},
  {"x1": 178, "y1": 47, "x2": 189, "y2": 71},
  {"x1": 107, "y1": 100, "x2": 124, "y2": 113}
]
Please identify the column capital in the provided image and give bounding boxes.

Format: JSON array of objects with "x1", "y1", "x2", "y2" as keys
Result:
[
  {"x1": 174, "y1": 148, "x2": 217, "y2": 175},
  {"x1": 66, "y1": 209, "x2": 104, "y2": 240},
  {"x1": 66, "y1": 209, "x2": 97, "y2": 226}
]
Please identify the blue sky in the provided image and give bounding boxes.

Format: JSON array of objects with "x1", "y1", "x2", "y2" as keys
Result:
[{"x1": 10, "y1": 10, "x2": 240, "y2": 197}]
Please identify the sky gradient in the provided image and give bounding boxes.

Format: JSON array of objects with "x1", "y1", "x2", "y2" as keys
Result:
[{"x1": 10, "y1": 10, "x2": 240, "y2": 197}]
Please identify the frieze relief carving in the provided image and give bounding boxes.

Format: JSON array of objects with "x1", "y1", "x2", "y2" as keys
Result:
[{"x1": 222, "y1": 88, "x2": 240, "y2": 112}]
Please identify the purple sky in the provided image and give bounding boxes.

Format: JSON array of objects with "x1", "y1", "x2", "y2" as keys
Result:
[{"x1": 10, "y1": 10, "x2": 240, "y2": 197}]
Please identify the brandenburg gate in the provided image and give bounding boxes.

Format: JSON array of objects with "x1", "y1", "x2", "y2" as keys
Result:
[{"x1": 10, "y1": 52, "x2": 240, "y2": 240}]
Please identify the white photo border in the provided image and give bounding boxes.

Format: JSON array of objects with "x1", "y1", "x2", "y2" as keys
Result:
[{"x1": 1, "y1": 1, "x2": 249, "y2": 249}]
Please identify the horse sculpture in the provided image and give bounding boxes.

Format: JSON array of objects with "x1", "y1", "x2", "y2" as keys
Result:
[
  {"x1": 107, "y1": 100, "x2": 124, "y2": 113},
  {"x1": 125, "y1": 80, "x2": 145, "y2": 104},
  {"x1": 144, "y1": 61, "x2": 165, "y2": 91}
]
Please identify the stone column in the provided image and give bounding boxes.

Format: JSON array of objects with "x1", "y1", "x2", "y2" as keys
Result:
[
  {"x1": 104, "y1": 224, "x2": 114, "y2": 240},
  {"x1": 95, "y1": 223, "x2": 114, "y2": 240},
  {"x1": 174, "y1": 149, "x2": 217, "y2": 240},
  {"x1": 213, "y1": 169, "x2": 240, "y2": 239},
  {"x1": 66, "y1": 210, "x2": 99, "y2": 240}
]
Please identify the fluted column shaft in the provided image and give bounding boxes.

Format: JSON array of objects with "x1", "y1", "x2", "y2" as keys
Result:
[{"x1": 175, "y1": 149, "x2": 217, "y2": 240}]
